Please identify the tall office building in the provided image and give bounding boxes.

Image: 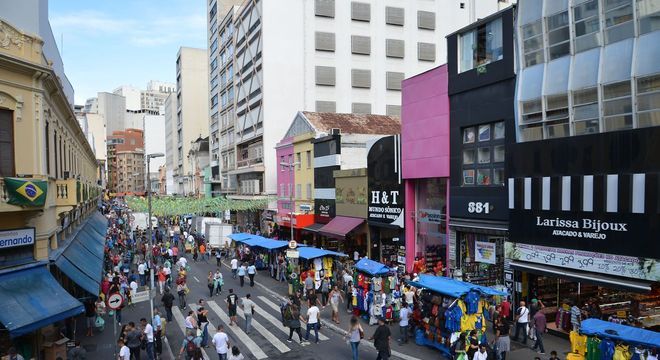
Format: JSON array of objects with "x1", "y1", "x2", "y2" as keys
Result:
[
  {"x1": 207, "y1": 0, "x2": 511, "y2": 199},
  {"x1": 164, "y1": 93, "x2": 178, "y2": 195},
  {"x1": 173, "y1": 47, "x2": 209, "y2": 195}
]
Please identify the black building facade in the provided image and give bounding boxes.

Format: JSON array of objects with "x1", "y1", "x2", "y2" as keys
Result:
[{"x1": 446, "y1": 7, "x2": 516, "y2": 287}]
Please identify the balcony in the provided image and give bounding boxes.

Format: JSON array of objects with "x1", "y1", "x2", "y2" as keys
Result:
[
  {"x1": 55, "y1": 179, "x2": 78, "y2": 207},
  {"x1": 236, "y1": 157, "x2": 263, "y2": 169},
  {"x1": 0, "y1": 177, "x2": 57, "y2": 211}
]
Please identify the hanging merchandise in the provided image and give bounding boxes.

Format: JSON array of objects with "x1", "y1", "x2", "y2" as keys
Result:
[{"x1": 571, "y1": 319, "x2": 660, "y2": 360}]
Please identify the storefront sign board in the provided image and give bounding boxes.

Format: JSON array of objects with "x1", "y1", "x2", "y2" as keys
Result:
[
  {"x1": 475, "y1": 241, "x2": 496, "y2": 264},
  {"x1": 418, "y1": 209, "x2": 442, "y2": 224},
  {"x1": 505, "y1": 242, "x2": 660, "y2": 282},
  {"x1": 0, "y1": 228, "x2": 35, "y2": 249},
  {"x1": 367, "y1": 136, "x2": 404, "y2": 228}
]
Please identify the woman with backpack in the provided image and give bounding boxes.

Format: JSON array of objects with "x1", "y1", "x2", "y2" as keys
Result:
[{"x1": 285, "y1": 303, "x2": 304, "y2": 344}]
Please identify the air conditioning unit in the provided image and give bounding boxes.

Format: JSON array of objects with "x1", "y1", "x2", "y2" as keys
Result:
[
  {"x1": 63, "y1": 171, "x2": 70, "y2": 179},
  {"x1": 331, "y1": 128, "x2": 341, "y2": 135}
]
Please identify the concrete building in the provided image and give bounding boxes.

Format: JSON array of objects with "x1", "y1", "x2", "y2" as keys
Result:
[
  {"x1": 174, "y1": 47, "x2": 209, "y2": 195},
  {"x1": 164, "y1": 93, "x2": 177, "y2": 195},
  {"x1": 142, "y1": 80, "x2": 176, "y2": 114},
  {"x1": 207, "y1": 0, "x2": 512, "y2": 201},
  {"x1": 143, "y1": 113, "x2": 167, "y2": 170},
  {"x1": 113, "y1": 85, "x2": 142, "y2": 111},
  {"x1": 188, "y1": 137, "x2": 210, "y2": 198},
  {"x1": 98, "y1": 92, "x2": 127, "y2": 136},
  {"x1": 106, "y1": 128, "x2": 145, "y2": 195},
  {"x1": 0, "y1": 12, "x2": 102, "y2": 352}
]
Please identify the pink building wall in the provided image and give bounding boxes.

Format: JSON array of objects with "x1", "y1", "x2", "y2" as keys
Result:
[
  {"x1": 400, "y1": 65, "x2": 451, "y2": 272},
  {"x1": 276, "y1": 137, "x2": 294, "y2": 215}
]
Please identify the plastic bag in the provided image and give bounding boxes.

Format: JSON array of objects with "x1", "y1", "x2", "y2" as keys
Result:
[{"x1": 95, "y1": 315, "x2": 105, "y2": 328}]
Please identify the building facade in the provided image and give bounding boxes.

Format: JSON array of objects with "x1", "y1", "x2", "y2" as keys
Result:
[
  {"x1": 207, "y1": 0, "x2": 512, "y2": 201},
  {"x1": 106, "y1": 128, "x2": 145, "y2": 195},
  {"x1": 164, "y1": 93, "x2": 177, "y2": 195},
  {"x1": 173, "y1": 47, "x2": 210, "y2": 195},
  {"x1": 507, "y1": 0, "x2": 660, "y2": 331}
]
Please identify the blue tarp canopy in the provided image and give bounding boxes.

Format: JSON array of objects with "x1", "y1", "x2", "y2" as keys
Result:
[
  {"x1": 407, "y1": 274, "x2": 508, "y2": 298},
  {"x1": 0, "y1": 264, "x2": 84, "y2": 338},
  {"x1": 246, "y1": 237, "x2": 290, "y2": 250},
  {"x1": 51, "y1": 214, "x2": 107, "y2": 295},
  {"x1": 229, "y1": 233, "x2": 254, "y2": 242},
  {"x1": 580, "y1": 319, "x2": 660, "y2": 349},
  {"x1": 298, "y1": 247, "x2": 347, "y2": 260},
  {"x1": 355, "y1": 258, "x2": 391, "y2": 276}
]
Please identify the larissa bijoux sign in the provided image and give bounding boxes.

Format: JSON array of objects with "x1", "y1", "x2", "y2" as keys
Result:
[{"x1": 0, "y1": 228, "x2": 35, "y2": 249}]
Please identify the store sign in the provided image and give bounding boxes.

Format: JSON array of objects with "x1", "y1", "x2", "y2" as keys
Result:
[
  {"x1": 510, "y1": 210, "x2": 660, "y2": 260},
  {"x1": 505, "y1": 242, "x2": 660, "y2": 282},
  {"x1": 0, "y1": 228, "x2": 35, "y2": 249},
  {"x1": 475, "y1": 241, "x2": 496, "y2": 264},
  {"x1": 299, "y1": 204, "x2": 312, "y2": 212},
  {"x1": 418, "y1": 209, "x2": 442, "y2": 224},
  {"x1": 314, "y1": 199, "x2": 335, "y2": 219},
  {"x1": 286, "y1": 249, "x2": 299, "y2": 259},
  {"x1": 367, "y1": 136, "x2": 404, "y2": 228},
  {"x1": 448, "y1": 230, "x2": 457, "y2": 268}
]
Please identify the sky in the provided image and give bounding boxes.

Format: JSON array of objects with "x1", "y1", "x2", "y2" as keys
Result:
[{"x1": 49, "y1": 0, "x2": 208, "y2": 105}]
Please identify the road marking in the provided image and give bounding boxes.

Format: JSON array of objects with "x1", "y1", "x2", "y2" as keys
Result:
[
  {"x1": 257, "y1": 296, "x2": 329, "y2": 341},
  {"x1": 171, "y1": 306, "x2": 210, "y2": 359},
  {"x1": 236, "y1": 303, "x2": 290, "y2": 353},
  {"x1": 193, "y1": 276, "x2": 200, "y2": 283},
  {"x1": 207, "y1": 300, "x2": 268, "y2": 359}
]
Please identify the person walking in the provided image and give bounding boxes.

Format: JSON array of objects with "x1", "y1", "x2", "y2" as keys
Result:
[
  {"x1": 118, "y1": 339, "x2": 131, "y2": 360},
  {"x1": 153, "y1": 308, "x2": 163, "y2": 357},
  {"x1": 247, "y1": 263, "x2": 257, "y2": 287},
  {"x1": 84, "y1": 299, "x2": 96, "y2": 337},
  {"x1": 216, "y1": 248, "x2": 222, "y2": 267},
  {"x1": 531, "y1": 309, "x2": 547, "y2": 354},
  {"x1": 138, "y1": 260, "x2": 146, "y2": 286},
  {"x1": 141, "y1": 318, "x2": 155, "y2": 360},
  {"x1": 230, "y1": 257, "x2": 238, "y2": 279},
  {"x1": 179, "y1": 332, "x2": 202, "y2": 360},
  {"x1": 214, "y1": 269, "x2": 224, "y2": 296},
  {"x1": 285, "y1": 302, "x2": 304, "y2": 343},
  {"x1": 157, "y1": 266, "x2": 167, "y2": 295},
  {"x1": 177, "y1": 280, "x2": 188, "y2": 309},
  {"x1": 161, "y1": 288, "x2": 175, "y2": 322},
  {"x1": 304, "y1": 299, "x2": 321, "y2": 344},
  {"x1": 213, "y1": 324, "x2": 230, "y2": 360},
  {"x1": 398, "y1": 303, "x2": 411, "y2": 344},
  {"x1": 237, "y1": 263, "x2": 246, "y2": 287},
  {"x1": 227, "y1": 289, "x2": 239, "y2": 326},
  {"x1": 241, "y1": 294, "x2": 256, "y2": 334},
  {"x1": 197, "y1": 300, "x2": 210, "y2": 348},
  {"x1": 207, "y1": 271, "x2": 216, "y2": 297},
  {"x1": 320, "y1": 277, "x2": 330, "y2": 306},
  {"x1": 67, "y1": 340, "x2": 87, "y2": 360},
  {"x1": 124, "y1": 322, "x2": 141, "y2": 360},
  {"x1": 328, "y1": 285, "x2": 344, "y2": 324},
  {"x1": 512, "y1": 300, "x2": 529, "y2": 345},
  {"x1": 228, "y1": 346, "x2": 244, "y2": 360},
  {"x1": 493, "y1": 316, "x2": 511, "y2": 360},
  {"x1": 370, "y1": 317, "x2": 391, "y2": 360},
  {"x1": 345, "y1": 316, "x2": 364, "y2": 360}
]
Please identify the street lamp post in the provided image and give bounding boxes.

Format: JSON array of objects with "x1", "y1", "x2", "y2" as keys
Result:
[{"x1": 146, "y1": 152, "x2": 164, "y2": 324}]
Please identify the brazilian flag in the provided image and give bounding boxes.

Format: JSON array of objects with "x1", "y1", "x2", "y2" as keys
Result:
[{"x1": 4, "y1": 178, "x2": 48, "y2": 207}]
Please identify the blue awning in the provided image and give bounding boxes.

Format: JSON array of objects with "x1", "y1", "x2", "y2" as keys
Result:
[
  {"x1": 298, "y1": 247, "x2": 347, "y2": 260},
  {"x1": 0, "y1": 264, "x2": 84, "y2": 338},
  {"x1": 355, "y1": 258, "x2": 392, "y2": 276},
  {"x1": 229, "y1": 233, "x2": 255, "y2": 242},
  {"x1": 407, "y1": 274, "x2": 508, "y2": 298},
  {"x1": 580, "y1": 319, "x2": 660, "y2": 349},
  {"x1": 54, "y1": 256, "x2": 99, "y2": 295}
]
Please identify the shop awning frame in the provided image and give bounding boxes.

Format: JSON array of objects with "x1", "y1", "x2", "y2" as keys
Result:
[
  {"x1": 509, "y1": 261, "x2": 653, "y2": 292},
  {"x1": 355, "y1": 258, "x2": 392, "y2": 276},
  {"x1": 580, "y1": 319, "x2": 660, "y2": 348},
  {"x1": 298, "y1": 247, "x2": 347, "y2": 260},
  {"x1": 318, "y1": 216, "x2": 364, "y2": 238},
  {"x1": 0, "y1": 263, "x2": 84, "y2": 338},
  {"x1": 303, "y1": 223, "x2": 325, "y2": 233},
  {"x1": 406, "y1": 274, "x2": 508, "y2": 298}
]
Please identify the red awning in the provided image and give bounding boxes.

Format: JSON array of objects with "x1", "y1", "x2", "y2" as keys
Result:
[{"x1": 318, "y1": 216, "x2": 364, "y2": 238}]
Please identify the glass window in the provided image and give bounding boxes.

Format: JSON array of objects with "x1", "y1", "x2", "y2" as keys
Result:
[
  {"x1": 463, "y1": 127, "x2": 476, "y2": 143},
  {"x1": 478, "y1": 147, "x2": 491, "y2": 163},
  {"x1": 494, "y1": 121, "x2": 505, "y2": 139},
  {"x1": 521, "y1": 99, "x2": 543, "y2": 123},
  {"x1": 493, "y1": 145, "x2": 505, "y2": 162},
  {"x1": 458, "y1": 17, "x2": 503, "y2": 72},
  {"x1": 546, "y1": 120, "x2": 570, "y2": 138},
  {"x1": 604, "y1": 0, "x2": 634, "y2": 44},
  {"x1": 637, "y1": 74, "x2": 660, "y2": 127},
  {"x1": 478, "y1": 125, "x2": 491, "y2": 141},
  {"x1": 493, "y1": 168, "x2": 504, "y2": 185},
  {"x1": 573, "y1": 0, "x2": 601, "y2": 52},
  {"x1": 295, "y1": 153, "x2": 301, "y2": 170},
  {"x1": 477, "y1": 169, "x2": 491, "y2": 185},
  {"x1": 522, "y1": 20, "x2": 544, "y2": 67},
  {"x1": 546, "y1": 11, "x2": 570, "y2": 60},
  {"x1": 520, "y1": 123, "x2": 544, "y2": 142},
  {"x1": 602, "y1": 81, "x2": 633, "y2": 132},
  {"x1": 463, "y1": 170, "x2": 475, "y2": 185},
  {"x1": 572, "y1": 87, "x2": 600, "y2": 135},
  {"x1": 638, "y1": 0, "x2": 660, "y2": 34},
  {"x1": 463, "y1": 149, "x2": 475, "y2": 165}
]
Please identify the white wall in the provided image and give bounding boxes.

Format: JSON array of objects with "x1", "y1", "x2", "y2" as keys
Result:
[
  {"x1": 144, "y1": 114, "x2": 166, "y2": 170},
  {"x1": 114, "y1": 85, "x2": 142, "y2": 111},
  {"x1": 86, "y1": 113, "x2": 106, "y2": 160},
  {"x1": 98, "y1": 92, "x2": 127, "y2": 135}
]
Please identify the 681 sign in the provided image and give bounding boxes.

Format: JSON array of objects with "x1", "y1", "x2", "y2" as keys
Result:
[{"x1": 468, "y1": 202, "x2": 492, "y2": 214}]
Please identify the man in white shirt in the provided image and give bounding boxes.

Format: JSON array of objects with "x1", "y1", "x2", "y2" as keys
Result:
[
  {"x1": 117, "y1": 339, "x2": 131, "y2": 360},
  {"x1": 177, "y1": 256, "x2": 188, "y2": 270},
  {"x1": 138, "y1": 261, "x2": 146, "y2": 286},
  {"x1": 398, "y1": 305, "x2": 411, "y2": 344},
  {"x1": 353, "y1": 251, "x2": 359, "y2": 261},
  {"x1": 141, "y1": 318, "x2": 155, "y2": 360},
  {"x1": 513, "y1": 300, "x2": 529, "y2": 345},
  {"x1": 230, "y1": 257, "x2": 238, "y2": 279},
  {"x1": 212, "y1": 324, "x2": 230, "y2": 360},
  {"x1": 305, "y1": 301, "x2": 321, "y2": 343},
  {"x1": 129, "y1": 280, "x2": 138, "y2": 296}
]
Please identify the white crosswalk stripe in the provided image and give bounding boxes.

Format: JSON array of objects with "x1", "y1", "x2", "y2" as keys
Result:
[
  {"x1": 171, "y1": 306, "x2": 211, "y2": 360},
  {"x1": 257, "y1": 295, "x2": 330, "y2": 341},
  {"x1": 206, "y1": 300, "x2": 269, "y2": 360},
  {"x1": 236, "y1": 302, "x2": 291, "y2": 353}
]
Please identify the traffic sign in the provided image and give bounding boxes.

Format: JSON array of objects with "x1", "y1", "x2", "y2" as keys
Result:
[
  {"x1": 288, "y1": 240, "x2": 297, "y2": 249},
  {"x1": 286, "y1": 249, "x2": 299, "y2": 259},
  {"x1": 107, "y1": 293, "x2": 124, "y2": 310}
]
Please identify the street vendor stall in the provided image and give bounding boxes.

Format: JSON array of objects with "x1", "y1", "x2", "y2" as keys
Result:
[
  {"x1": 355, "y1": 257, "x2": 392, "y2": 276},
  {"x1": 351, "y1": 258, "x2": 403, "y2": 324},
  {"x1": 405, "y1": 274, "x2": 508, "y2": 357},
  {"x1": 567, "y1": 319, "x2": 660, "y2": 359}
]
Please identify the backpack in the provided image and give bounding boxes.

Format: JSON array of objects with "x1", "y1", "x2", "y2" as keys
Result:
[{"x1": 186, "y1": 337, "x2": 197, "y2": 355}]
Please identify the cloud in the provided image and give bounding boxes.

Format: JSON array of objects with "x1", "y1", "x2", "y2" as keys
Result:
[{"x1": 50, "y1": 10, "x2": 133, "y2": 34}]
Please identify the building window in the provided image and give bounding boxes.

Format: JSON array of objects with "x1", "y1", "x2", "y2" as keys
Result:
[
  {"x1": 296, "y1": 152, "x2": 301, "y2": 170},
  {"x1": 280, "y1": 183, "x2": 285, "y2": 197},
  {"x1": 385, "y1": 39, "x2": 405, "y2": 58},
  {"x1": 545, "y1": 94, "x2": 569, "y2": 139},
  {"x1": 288, "y1": 183, "x2": 292, "y2": 197},
  {"x1": 386, "y1": 105, "x2": 401, "y2": 116},
  {"x1": 638, "y1": 0, "x2": 660, "y2": 34},
  {"x1": 351, "y1": 2, "x2": 371, "y2": 22},
  {"x1": 637, "y1": 74, "x2": 660, "y2": 128},
  {"x1": 519, "y1": 99, "x2": 543, "y2": 141},
  {"x1": 573, "y1": 0, "x2": 600, "y2": 53},
  {"x1": 306, "y1": 183, "x2": 312, "y2": 199},
  {"x1": 461, "y1": 122, "x2": 504, "y2": 186},
  {"x1": 315, "y1": 32, "x2": 336, "y2": 52},
  {"x1": 386, "y1": 72, "x2": 405, "y2": 91},
  {"x1": 280, "y1": 155, "x2": 285, "y2": 171},
  {"x1": 418, "y1": 42, "x2": 436, "y2": 62},
  {"x1": 459, "y1": 17, "x2": 503, "y2": 72},
  {"x1": 306, "y1": 150, "x2": 312, "y2": 168},
  {"x1": 211, "y1": 94, "x2": 218, "y2": 107},
  {"x1": 603, "y1": 80, "x2": 633, "y2": 132},
  {"x1": 546, "y1": 11, "x2": 570, "y2": 60},
  {"x1": 0, "y1": 109, "x2": 14, "y2": 177},
  {"x1": 351, "y1": 69, "x2": 371, "y2": 88},
  {"x1": 315, "y1": 0, "x2": 335, "y2": 18},
  {"x1": 604, "y1": 0, "x2": 634, "y2": 44},
  {"x1": 417, "y1": 10, "x2": 435, "y2": 30},
  {"x1": 210, "y1": 38, "x2": 218, "y2": 53},
  {"x1": 572, "y1": 87, "x2": 600, "y2": 135},
  {"x1": 386, "y1": 7, "x2": 404, "y2": 26},
  {"x1": 351, "y1": 35, "x2": 371, "y2": 55},
  {"x1": 296, "y1": 184, "x2": 302, "y2": 199},
  {"x1": 315, "y1": 66, "x2": 336, "y2": 86},
  {"x1": 352, "y1": 103, "x2": 371, "y2": 114},
  {"x1": 522, "y1": 19, "x2": 544, "y2": 67},
  {"x1": 315, "y1": 101, "x2": 336, "y2": 112}
]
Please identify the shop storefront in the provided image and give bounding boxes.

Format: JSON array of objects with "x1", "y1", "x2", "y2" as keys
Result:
[
  {"x1": 400, "y1": 65, "x2": 451, "y2": 273},
  {"x1": 273, "y1": 213, "x2": 314, "y2": 242},
  {"x1": 446, "y1": 7, "x2": 516, "y2": 287},
  {"x1": 367, "y1": 135, "x2": 405, "y2": 268}
]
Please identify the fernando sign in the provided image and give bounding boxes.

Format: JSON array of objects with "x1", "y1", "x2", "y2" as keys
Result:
[{"x1": 0, "y1": 228, "x2": 35, "y2": 249}]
